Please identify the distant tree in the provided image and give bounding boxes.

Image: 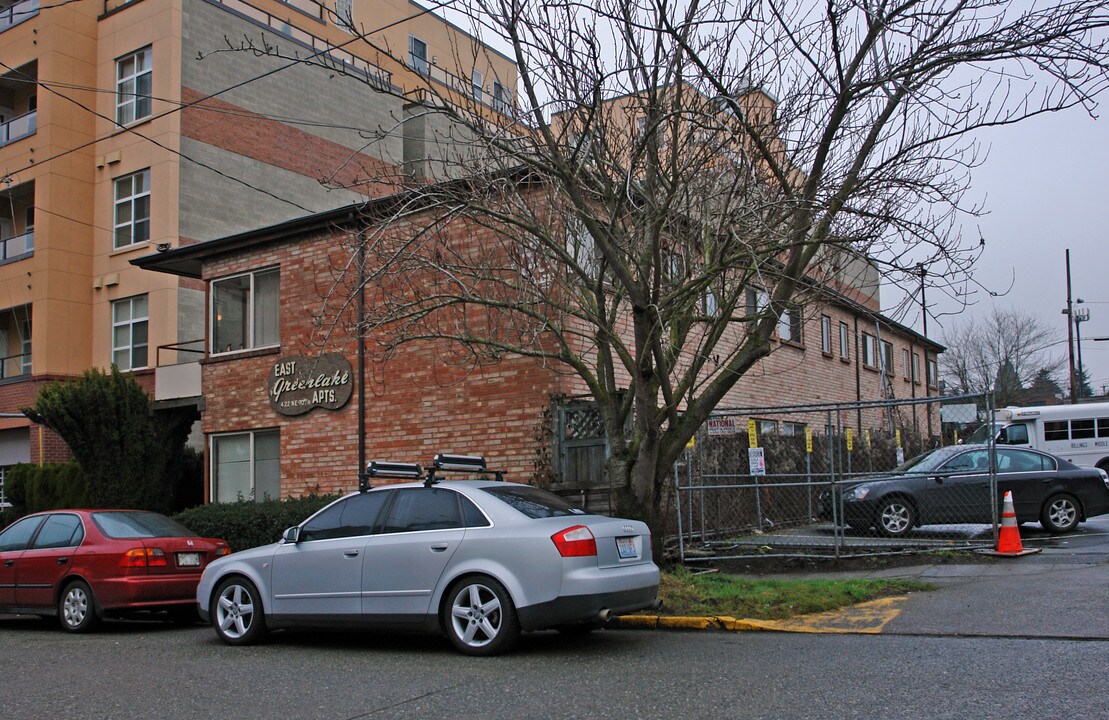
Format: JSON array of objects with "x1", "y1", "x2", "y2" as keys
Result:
[
  {"x1": 1076, "y1": 365, "x2": 1095, "y2": 400},
  {"x1": 21, "y1": 367, "x2": 198, "y2": 512},
  {"x1": 1023, "y1": 367, "x2": 1064, "y2": 404},
  {"x1": 939, "y1": 307, "x2": 1063, "y2": 407}
]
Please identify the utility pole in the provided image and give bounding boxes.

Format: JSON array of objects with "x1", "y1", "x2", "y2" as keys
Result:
[{"x1": 1063, "y1": 249, "x2": 1077, "y2": 403}]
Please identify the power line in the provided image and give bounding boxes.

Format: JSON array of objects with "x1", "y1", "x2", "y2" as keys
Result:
[{"x1": 1, "y1": 0, "x2": 462, "y2": 182}]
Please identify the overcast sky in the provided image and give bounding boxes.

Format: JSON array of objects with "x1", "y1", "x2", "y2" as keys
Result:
[{"x1": 884, "y1": 108, "x2": 1109, "y2": 397}]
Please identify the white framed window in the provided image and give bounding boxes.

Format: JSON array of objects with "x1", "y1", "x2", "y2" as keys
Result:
[
  {"x1": 912, "y1": 352, "x2": 921, "y2": 384},
  {"x1": 113, "y1": 169, "x2": 150, "y2": 249},
  {"x1": 112, "y1": 295, "x2": 148, "y2": 370},
  {"x1": 839, "y1": 321, "x2": 850, "y2": 360},
  {"x1": 862, "y1": 332, "x2": 876, "y2": 368},
  {"x1": 820, "y1": 315, "x2": 832, "y2": 353},
  {"x1": 471, "y1": 70, "x2": 483, "y2": 101},
  {"x1": 409, "y1": 36, "x2": 429, "y2": 76},
  {"x1": 493, "y1": 81, "x2": 510, "y2": 115},
  {"x1": 334, "y1": 0, "x2": 353, "y2": 30},
  {"x1": 703, "y1": 287, "x2": 719, "y2": 316},
  {"x1": 745, "y1": 288, "x2": 769, "y2": 319},
  {"x1": 927, "y1": 357, "x2": 938, "y2": 388},
  {"x1": 211, "y1": 267, "x2": 280, "y2": 353},
  {"x1": 116, "y1": 47, "x2": 152, "y2": 126},
  {"x1": 782, "y1": 421, "x2": 806, "y2": 437},
  {"x1": 565, "y1": 218, "x2": 600, "y2": 277},
  {"x1": 211, "y1": 430, "x2": 280, "y2": 503},
  {"x1": 778, "y1": 306, "x2": 802, "y2": 344},
  {"x1": 903, "y1": 348, "x2": 911, "y2": 379},
  {"x1": 881, "y1": 340, "x2": 894, "y2": 376}
]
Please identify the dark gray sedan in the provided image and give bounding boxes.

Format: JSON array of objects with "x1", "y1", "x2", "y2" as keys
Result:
[{"x1": 820, "y1": 444, "x2": 1109, "y2": 537}]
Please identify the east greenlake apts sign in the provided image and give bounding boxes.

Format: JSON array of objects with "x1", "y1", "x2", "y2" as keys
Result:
[{"x1": 267, "y1": 353, "x2": 353, "y2": 415}]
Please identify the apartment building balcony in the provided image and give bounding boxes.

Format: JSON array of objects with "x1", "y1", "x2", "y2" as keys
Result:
[
  {"x1": 0, "y1": 304, "x2": 31, "y2": 382},
  {"x1": 0, "y1": 178, "x2": 33, "y2": 265},
  {"x1": 0, "y1": 61, "x2": 36, "y2": 148},
  {"x1": 0, "y1": 0, "x2": 38, "y2": 34},
  {"x1": 154, "y1": 340, "x2": 204, "y2": 402}
]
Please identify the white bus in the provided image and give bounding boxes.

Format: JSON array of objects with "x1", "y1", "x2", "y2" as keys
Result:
[{"x1": 967, "y1": 402, "x2": 1109, "y2": 471}]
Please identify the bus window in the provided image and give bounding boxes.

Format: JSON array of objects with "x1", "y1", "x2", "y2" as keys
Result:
[
  {"x1": 1097, "y1": 418, "x2": 1109, "y2": 438},
  {"x1": 1072, "y1": 419, "x2": 1096, "y2": 439},
  {"x1": 1044, "y1": 421, "x2": 1069, "y2": 441},
  {"x1": 1003, "y1": 424, "x2": 1029, "y2": 444}
]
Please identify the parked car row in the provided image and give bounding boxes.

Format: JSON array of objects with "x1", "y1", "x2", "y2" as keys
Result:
[
  {"x1": 0, "y1": 455, "x2": 661, "y2": 656},
  {"x1": 817, "y1": 444, "x2": 1109, "y2": 537}
]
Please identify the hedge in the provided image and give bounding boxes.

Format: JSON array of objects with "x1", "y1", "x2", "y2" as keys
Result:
[
  {"x1": 1, "y1": 462, "x2": 88, "y2": 522},
  {"x1": 172, "y1": 495, "x2": 337, "y2": 551}
]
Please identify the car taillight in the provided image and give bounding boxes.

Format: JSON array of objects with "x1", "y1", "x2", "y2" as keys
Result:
[
  {"x1": 120, "y1": 548, "x2": 167, "y2": 567},
  {"x1": 215, "y1": 547, "x2": 231, "y2": 556},
  {"x1": 551, "y1": 525, "x2": 597, "y2": 557}
]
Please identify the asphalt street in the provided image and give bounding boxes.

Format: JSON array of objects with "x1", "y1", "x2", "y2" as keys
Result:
[{"x1": 1, "y1": 517, "x2": 1105, "y2": 720}]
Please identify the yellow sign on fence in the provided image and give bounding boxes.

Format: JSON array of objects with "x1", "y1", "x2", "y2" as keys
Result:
[
  {"x1": 748, "y1": 419, "x2": 758, "y2": 448},
  {"x1": 846, "y1": 428, "x2": 854, "y2": 451}
]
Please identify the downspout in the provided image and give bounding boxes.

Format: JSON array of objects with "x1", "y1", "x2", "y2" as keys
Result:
[
  {"x1": 357, "y1": 230, "x2": 367, "y2": 488},
  {"x1": 853, "y1": 316, "x2": 862, "y2": 433}
]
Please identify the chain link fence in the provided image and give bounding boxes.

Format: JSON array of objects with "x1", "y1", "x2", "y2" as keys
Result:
[{"x1": 673, "y1": 393, "x2": 999, "y2": 561}]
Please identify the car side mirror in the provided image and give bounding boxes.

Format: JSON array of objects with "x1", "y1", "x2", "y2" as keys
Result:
[
  {"x1": 997, "y1": 428, "x2": 1008, "y2": 444},
  {"x1": 282, "y1": 526, "x2": 300, "y2": 544}
]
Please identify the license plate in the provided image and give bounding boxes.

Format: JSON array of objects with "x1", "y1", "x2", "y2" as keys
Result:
[
  {"x1": 177, "y1": 552, "x2": 200, "y2": 567},
  {"x1": 616, "y1": 537, "x2": 638, "y2": 559}
]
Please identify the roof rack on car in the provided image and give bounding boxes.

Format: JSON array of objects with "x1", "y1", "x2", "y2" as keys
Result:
[
  {"x1": 425, "y1": 453, "x2": 505, "y2": 485},
  {"x1": 360, "y1": 461, "x2": 423, "y2": 492}
]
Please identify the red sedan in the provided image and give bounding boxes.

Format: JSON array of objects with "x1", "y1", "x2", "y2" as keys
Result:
[{"x1": 0, "y1": 509, "x2": 229, "y2": 631}]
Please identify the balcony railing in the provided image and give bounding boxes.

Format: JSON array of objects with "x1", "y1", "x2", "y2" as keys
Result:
[
  {"x1": 0, "y1": 0, "x2": 38, "y2": 33},
  {"x1": 154, "y1": 339, "x2": 205, "y2": 401},
  {"x1": 0, "y1": 351, "x2": 30, "y2": 380},
  {"x1": 0, "y1": 230, "x2": 33, "y2": 262},
  {"x1": 0, "y1": 109, "x2": 36, "y2": 147}
]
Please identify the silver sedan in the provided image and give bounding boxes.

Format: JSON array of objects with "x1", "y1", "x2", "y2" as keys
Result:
[{"x1": 196, "y1": 475, "x2": 659, "y2": 655}]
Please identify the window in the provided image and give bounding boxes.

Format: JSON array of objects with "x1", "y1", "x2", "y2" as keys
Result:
[
  {"x1": 926, "y1": 357, "x2": 938, "y2": 388},
  {"x1": 300, "y1": 492, "x2": 389, "y2": 541},
  {"x1": 1044, "y1": 421, "x2": 1069, "y2": 441},
  {"x1": 565, "y1": 219, "x2": 600, "y2": 277},
  {"x1": 1001, "y1": 424, "x2": 1029, "y2": 445},
  {"x1": 881, "y1": 341, "x2": 893, "y2": 376},
  {"x1": 755, "y1": 418, "x2": 778, "y2": 435},
  {"x1": 334, "y1": 0, "x2": 353, "y2": 30},
  {"x1": 211, "y1": 430, "x2": 280, "y2": 503},
  {"x1": 20, "y1": 316, "x2": 30, "y2": 375},
  {"x1": 408, "y1": 36, "x2": 429, "y2": 76},
  {"x1": 820, "y1": 315, "x2": 832, "y2": 354},
  {"x1": 1071, "y1": 419, "x2": 1096, "y2": 439},
  {"x1": 113, "y1": 169, "x2": 151, "y2": 249},
  {"x1": 782, "y1": 422, "x2": 806, "y2": 437},
  {"x1": 997, "y1": 449, "x2": 1054, "y2": 473},
  {"x1": 483, "y1": 485, "x2": 583, "y2": 519},
  {"x1": 0, "y1": 515, "x2": 45, "y2": 552},
  {"x1": 31, "y1": 513, "x2": 83, "y2": 549},
  {"x1": 703, "y1": 287, "x2": 719, "y2": 316},
  {"x1": 493, "y1": 81, "x2": 510, "y2": 115},
  {"x1": 212, "y1": 268, "x2": 280, "y2": 353},
  {"x1": 116, "y1": 47, "x2": 152, "y2": 126},
  {"x1": 112, "y1": 295, "x2": 148, "y2": 370},
  {"x1": 903, "y1": 349, "x2": 911, "y2": 379},
  {"x1": 861, "y1": 332, "x2": 876, "y2": 368},
  {"x1": 778, "y1": 306, "x2": 802, "y2": 344},
  {"x1": 839, "y1": 322, "x2": 849, "y2": 359},
  {"x1": 912, "y1": 352, "x2": 921, "y2": 384},
  {"x1": 746, "y1": 288, "x2": 769, "y2": 319},
  {"x1": 381, "y1": 488, "x2": 465, "y2": 533},
  {"x1": 1098, "y1": 418, "x2": 1109, "y2": 438},
  {"x1": 471, "y1": 70, "x2": 483, "y2": 101},
  {"x1": 23, "y1": 205, "x2": 33, "y2": 253}
]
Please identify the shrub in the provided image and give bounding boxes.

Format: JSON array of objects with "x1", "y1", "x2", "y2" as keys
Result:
[
  {"x1": 172, "y1": 495, "x2": 337, "y2": 551},
  {"x1": 22, "y1": 366, "x2": 197, "y2": 513}
]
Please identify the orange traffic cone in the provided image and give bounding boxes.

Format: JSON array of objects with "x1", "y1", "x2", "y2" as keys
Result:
[
  {"x1": 996, "y1": 491, "x2": 1024, "y2": 553},
  {"x1": 989, "y1": 490, "x2": 1039, "y2": 557}
]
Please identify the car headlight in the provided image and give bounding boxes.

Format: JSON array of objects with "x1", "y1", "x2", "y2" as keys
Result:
[
  {"x1": 846, "y1": 484, "x2": 872, "y2": 501},
  {"x1": 1098, "y1": 468, "x2": 1109, "y2": 491}
]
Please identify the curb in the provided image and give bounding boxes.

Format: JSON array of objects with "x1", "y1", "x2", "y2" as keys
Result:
[{"x1": 612, "y1": 596, "x2": 908, "y2": 635}]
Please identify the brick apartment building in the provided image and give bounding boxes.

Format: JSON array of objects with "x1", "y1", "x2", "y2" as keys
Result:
[
  {"x1": 0, "y1": 0, "x2": 516, "y2": 501},
  {"x1": 135, "y1": 185, "x2": 944, "y2": 504}
]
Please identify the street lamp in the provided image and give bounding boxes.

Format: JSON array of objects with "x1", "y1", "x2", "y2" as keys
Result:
[{"x1": 1074, "y1": 299, "x2": 1090, "y2": 398}]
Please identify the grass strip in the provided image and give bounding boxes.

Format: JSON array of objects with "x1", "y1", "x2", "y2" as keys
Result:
[{"x1": 656, "y1": 567, "x2": 934, "y2": 620}]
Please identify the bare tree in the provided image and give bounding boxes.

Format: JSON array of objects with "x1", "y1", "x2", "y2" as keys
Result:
[
  {"x1": 238, "y1": 0, "x2": 1109, "y2": 534},
  {"x1": 939, "y1": 307, "x2": 1065, "y2": 406}
]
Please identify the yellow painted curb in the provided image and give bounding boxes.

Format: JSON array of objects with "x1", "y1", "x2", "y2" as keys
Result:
[{"x1": 614, "y1": 596, "x2": 906, "y2": 635}]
